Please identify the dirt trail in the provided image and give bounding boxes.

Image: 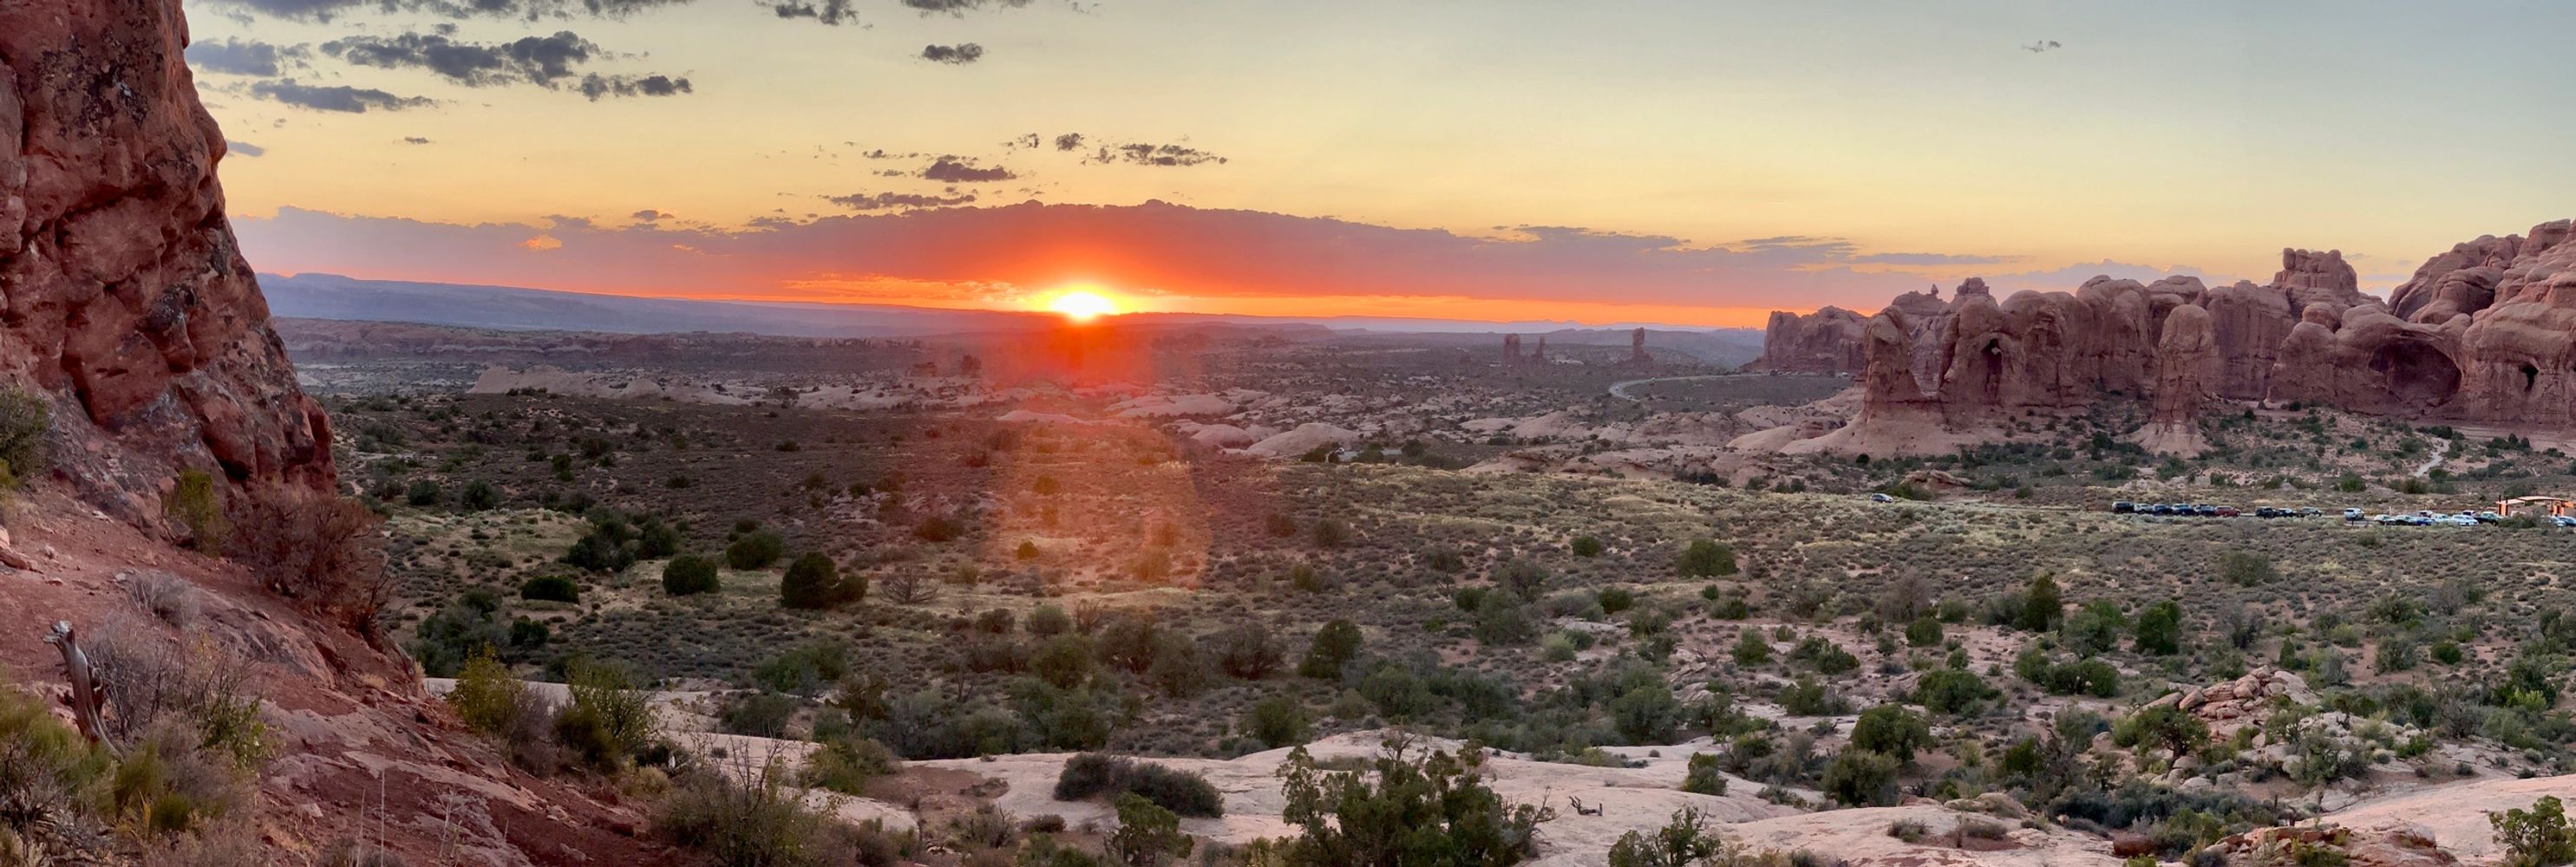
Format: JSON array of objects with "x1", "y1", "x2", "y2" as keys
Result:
[{"x1": 2413, "y1": 437, "x2": 2452, "y2": 478}]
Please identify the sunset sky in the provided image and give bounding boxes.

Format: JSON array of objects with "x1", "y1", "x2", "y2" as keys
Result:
[{"x1": 187, "y1": 0, "x2": 2576, "y2": 327}]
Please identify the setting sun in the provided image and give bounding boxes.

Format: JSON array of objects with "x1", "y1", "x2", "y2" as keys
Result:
[{"x1": 1045, "y1": 289, "x2": 1121, "y2": 323}]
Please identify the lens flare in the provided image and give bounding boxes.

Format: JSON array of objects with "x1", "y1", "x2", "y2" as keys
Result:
[{"x1": 1047, "y1": 289, "x2": 1121, "y2": 323}]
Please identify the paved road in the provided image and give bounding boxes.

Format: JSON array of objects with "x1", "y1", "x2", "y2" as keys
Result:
[{"x1": 1607, "y1": 375, "x2": 1740, "y2": 402}]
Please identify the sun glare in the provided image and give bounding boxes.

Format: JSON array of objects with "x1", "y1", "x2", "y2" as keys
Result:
[{"x1": 1046, "y1": 289, "x2": 1121, "y2": 323}]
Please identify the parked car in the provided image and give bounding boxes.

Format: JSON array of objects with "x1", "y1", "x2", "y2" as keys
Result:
[
  {"x1": 2149, "y1": 504, "x2": 2174, "y2": 515},
  {"x1": 2344, "y1": 508, "x2": 2365, "y2": 520},
  {"x1": 1869, "y1": 492, "x2": 1895, "y2": 504},
  {"x1": 2194, "y1": 505, "x2": 2220, "y2": 517},
  {"x1": 2475, "y1": 512, "x2": 2504, "y2": 524},
  {"x1": 2298, "y1": 508, "x2": 2322, "y2": 517},
  {"x1": 2112, "y1": 501, "x2": 2135, "y2": 514},
  {"x1": 2216, "y1": 506, "x2": 2240, "y2": 518},
  {"x1": 2553, "y1": 516, "x2": 2576, "y2": 528}
]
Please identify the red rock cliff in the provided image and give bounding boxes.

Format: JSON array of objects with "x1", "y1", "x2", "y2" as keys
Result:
[{"x1": 1, "y1": 0, "x2": 335, "y2": 516}]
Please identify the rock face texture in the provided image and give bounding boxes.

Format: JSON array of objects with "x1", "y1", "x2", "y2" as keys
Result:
[
  {"x1": 0, "y1": 0, "x2": 334, "y2": 515},
  {"x1": 1754, "y1": 222, "x2": 2576, "y2": 453},
  {"x1": 1751, "y1": 305, "x2": 1868, "y2": 375}
]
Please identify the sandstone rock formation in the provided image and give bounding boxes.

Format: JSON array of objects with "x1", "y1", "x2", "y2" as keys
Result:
[
  {"x1": 1751, "y1": 221, "x2": 2576, "y2": 453},
  {"x1": 2, "y1": 0, "x2": 336, "y2": 516}
]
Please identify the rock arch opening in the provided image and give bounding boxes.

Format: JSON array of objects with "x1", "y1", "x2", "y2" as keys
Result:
[{"x1": 2368, "y1": 341, "x2": 2461, "y2": 407}]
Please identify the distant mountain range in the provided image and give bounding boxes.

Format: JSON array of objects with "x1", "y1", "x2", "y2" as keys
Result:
[{"x1": 258, "y1": 272, "x2": 1764, "y2": 363}]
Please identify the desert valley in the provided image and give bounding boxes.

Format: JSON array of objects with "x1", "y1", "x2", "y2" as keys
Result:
[{"x1": 9, "y1": 1, "x2": 2576, "y2": 866}]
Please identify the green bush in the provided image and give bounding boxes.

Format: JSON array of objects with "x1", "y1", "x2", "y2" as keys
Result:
[
  {"x1": 166, "y1": 469, "x2": 230, "y2": 552},
  {"x1": 1609, "y1": 806, "x2": 1723, "y2": 867},
  {"x1": 2494, "y1": 796, "x2": 2576, "y2": 867},
  {"x1": 1822, "y1": 748, "x2": 1900, "y2": 806},
  {"x1": 1850, "y1": 706, "x2": 1929, "y2": 762},
  {"x1": 1272, "y1": 743, "x2": 1540, "y2": 864},
  {"x1": 1299, "y1": 620, "x2": 1363, "y2": 679},
  {"x1": 720, "y1": 691, "x2": 799, "y2": 740},
  {"x1": 555, "y1": 660, "x2": 655, "y2": 769},
  {"x1": 0, "y1": 388, "x2": 51, "y2": 486},
  {"x1": 1676, "y1": 539, "x2": 1737, "y2": 577},
  {"x1": 661, "y1": 761, "x2": 869, "y2": 867},
  {"x1": 460, "y1": 479, "x2": 500, "y2": 511},
  {"x1": 779, "y1": 552, "x2": 860, "y2": 610},
  {"x1": 1681, "y1": 753, "x2": 1728, "y2": 796},
  {"x1": 726, "y1": 531, "x2": 786, "y2": 570},
  {"x1": 662, "y1": 554, "x2": 721, "y2": 596},
  {"x1": 405, "y1": 479, "x2": 441, "y2": 506},
  {"x1": 1246, "y1": 695, "x2": 1308, "y2": 748},
  {"x1": 519, "y1": 574, "x2": 580, "y2": 603},
  {"x1": 1571, "y1": 535, "x2": 1605, "y2": 557},
  {"x1": 801, "y1": 736, "x2": 899, "y2": 796},
  {"x1": 1053, "y1": 753, "x2": 1225, "y2": 818},
  {"x1": 1913, "y1": 668, "x2": 1997, "y2": 716}
]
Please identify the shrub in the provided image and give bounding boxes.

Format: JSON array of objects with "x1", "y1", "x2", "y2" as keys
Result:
[
  {"x1": 662, "y1": 554, "x2": 721, "y2": 596},
  {"x1": 801, "y1": 736, "x2": 899, "y2": 796},
  {"x1": 1850, "y1": 706, "x2": 1929, "y2": 762},
  {"x1": 448, "y1": 648, "x2": 532, "y2": 737},
  {"x1": 124, "y1": 569, "x2": 200, "y2": 629},
  {"x1": 2494, "y1": 796, "x2": 2576, "y2": 867},
  {"x1": 1213, "y1": 623, "x2": 1284, "y2": 680},
  {"x1": 1299, "y1": 620, "x2": 1363, "y2": 679},
  {"x1": 1311, "y1": 518, "x2": 1350, "y2": 548},
  {"x1": 1609, "y1": 805, "x2": 1724, "y2": 867},
  {"x1": 661, "y1": 760, "x2": 866, "y2": 867},
  {"x1": 2018, "y1": 572, "x2": 2063, "y2": 631},
  {"x1": 519, "y1": 574, "x2": 580, "y2": 603},
  {"x1": 913, "y1": 515, "x2": 962, "y2": 542},
  {"x1": 556, "y1": 660, "x2": 655, "y2": 768},
  {"x1": 2134, "y1": 600, "x2": 2184, "y2": 655},
  {"x1": 720, "y1": 691, "x2": 799, "y2": 740},
  {"x1": 0, "y1": 388, "x2": 51, "y2": 485},
  {"x1": 1053, "y1": 753, "x2": 1225, "y2": 818},
  {"x1": 1272, "y1": 742, "x2": 1540, "y2": 864},
  {"x1": 1821, "y1": 748, "x2": 1900, "y2": 806},
  {"x1": 166, "y1": 470, "x2": 230, "y2": 552},
  {"x1": 780, "y1": 552, "x2": 860, "y2": 610},
  {"x1": 1681, "y1": 753, "x2": 1728, "y2": 796},
  {"x1": 226, "y1": 490, "x2": 390, "y2": 635},
  {"x1": 726, "y1": 531, "x2": 786, "y2": 570},
  {"x1": 1913, "y1": 668, "x2": 1997, "y2": 716},
  {"x1": 755, "y1": 642, "x2": 850, "y2": 696},
  {"x1": 1106, "y1": 794, "x2": 1193, "y2": 866},
  {"x1": 2219, "y1": 550, "x2": 2278, "y2": 585},
  {"x1": 1571, "y1": 535, "x2": 1605, "y2": 557},
  {"x1": 460, "y1": 479, "x2": 500, "y2": 511},
  {"x1": 1676, "y1": 539, "x2": 1737, "y2": 577},
  {"x1": 405, "y1": 479, "x2": 441, "y2": 506},
  {"x1": 1026, "y1": 603, "x2": 1072, "y2": 636},
  {"x1": 1246, "y1": 695, "x2": 1308, "y2": 748}
]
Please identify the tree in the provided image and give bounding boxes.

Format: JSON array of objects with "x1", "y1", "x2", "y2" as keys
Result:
[
  {"x1": 2019, "y1": 572, "x2": 2063, "y2": 631},
  {"x1": 2494, "y1": 796, "x2": 2576, "y2": 867},
  {"x1": 461, "y1": 479, "x2": 500, "y2": 511},
  {"x1": 1273, "y1": 741, "x2": 1541, "y2": 866},
  {"x1": 1905, "y1": 614, "x2": 1943, "y2": 648},
  {"x1": 1105, "y1": 793, "x2": 1193, "y2": 866},
  {"x1": 1610, "y1": 681, "x2": 1681, "y2": 745},
  {"x1": 2115, "y1": 703, "x2": 2209, "y2": 761},
  {"x1": 1213, "y1": 623, "x2": 1285, "y2": 680},
  {"x1": 2064, "y1": 600, "x2": 2127, "y2": 655},
  {"x1": 726, "y1": 530, "x2": 785, "y2": 570},
  {"x1": 1608, "y1": 805, "x2": 1723, "y2": 867},
  {"x1": 1850, "y1": 706, "x2": 1930, "y2": 762},
  {"x1": 166, "y1": 469, "x2": 230, "y2": 552},
  {"x1": 2134, "y1": 599, "x2": 2184, "y2": 655},
  {"x1": 1034, "y1": 635, "x2": 1095, "y2": 689},
  {"x1": 778, "y1": 552, "x2": 845, "y2": 610},
  {"x1": 1246, "y1": 695, "x2": 1308, "y2": 748},
  {"x1": 1821, "y1": 748, "x2": 1901, "y2": 806},
  {"x1": 1494, "y1": 559, "x2": 1548, "y2": 601},
  {"x1": 662, "y1": 554, "x2": 721, "y2": 596},
  {"x1": 1913, "y1": 668, "x2": 1997, "y2": 716},
  {"x1": 1299, "y1": 620, "x2": 1363, "y2": 679},
  {"x1": 1677, "y1": 538, "x2": 1737, "y2": 577}
]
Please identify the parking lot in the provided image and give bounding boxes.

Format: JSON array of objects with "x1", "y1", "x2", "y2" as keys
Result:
[{"x1": 2109, "y1": 500, "x2": 2576, "y2": 528}]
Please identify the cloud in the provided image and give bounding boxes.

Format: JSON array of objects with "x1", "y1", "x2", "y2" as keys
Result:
[
  {"x1": 1847, "y1": 251, "x2": 2015, "y2": 265},
  {"x1": 403, "y1": 136, "x2": 435, "y2": 144},
  {"x1": 235, "y1": 200, "x2": 1976, "y2": 317},
  {"x1": 1088, "y1": 141, "x2": 1226, "y2": 167},
  {"x1": 186, "y1": 38, "x2": 307, "y2": 76},
  {"x1": 227, "y1": 140, "x2": 266, "y2": 157},
  {"x1": 2024, "y1": 39, "x2": 2062, "y2": 53},
  {"x1": 921, "y1": 43, "x2": 985, "y2": 64},
  {"x1": 922, "y1": 156, "x2": 1015, "y2": 183},
  {"x1": 521, "y1": 234, "x2": 564, "y2": 251},
  {"x1": 902, "y1": 0, "x2": 1031, "y2": 16},
  {"x1": 578, "y1": 74, "x2": 693, "y2": 99},
  {"x1": 1052, "y1": 133, "x2": 1083, "y2": 152},
  {"x1": 322, "y1": 31, "x2": 618, "y2": 88},
  {"x1": 827, "y1": 192, "x2": 977, "y2": 211},
  {"x1": 770, "y1": 0, "x2": 856, "y2": 25},
  {"x1": 632, "y1": 209, "x2": 669, "y2": 221},
  {"x1": 206, "y1": 0, "x2": 696, "y2": 23},
  {"x1": 249, "y1": 79, "x2": 435, "y2": 113}
]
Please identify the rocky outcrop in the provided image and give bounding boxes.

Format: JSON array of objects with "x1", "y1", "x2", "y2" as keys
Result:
[
  {"x1": 2, "y1": 0, "x2": 335, "y2": 516},
  {"x1": 1751, "y1": 306, "x2": 1867, "y2": 375},
  {"x1": 2133, "y1": 303, "x2": 2215, "y2": 453},
  {"x1": 1751, "y1": 222, "x2": 2576, "y2": 453}
]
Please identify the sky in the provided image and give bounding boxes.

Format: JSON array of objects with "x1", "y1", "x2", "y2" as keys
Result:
[{"x1": 187, "y1": 0, "x2": 2576, "y2": 327}]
